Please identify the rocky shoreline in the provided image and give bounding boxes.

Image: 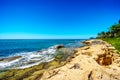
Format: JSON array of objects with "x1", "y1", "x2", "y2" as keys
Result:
[
  {"x1": 0, "y1": 45, "x2": 75, "y2": 80},
  {"x1": 0, "y1": 39, "x2": 120, "y2": 80},
  {"x1": 41, "y1": 39, "x2": 120, "y2": 80},
  {"x1": 0, "y1": 44, "x2": 65, "y2": 70}
]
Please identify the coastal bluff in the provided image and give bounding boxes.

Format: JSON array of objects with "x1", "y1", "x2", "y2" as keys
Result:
[{"x1": 41, "y1": 39, "x2": 120, "y2": 80}]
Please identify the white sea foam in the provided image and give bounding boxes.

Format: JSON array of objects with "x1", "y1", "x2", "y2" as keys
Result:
[
  {"x1": 0, "y1": 45, "x2": 57, "y2": 70},
  {"x1": 0, "y1": 58, "x2": 22, "y2": 69}
]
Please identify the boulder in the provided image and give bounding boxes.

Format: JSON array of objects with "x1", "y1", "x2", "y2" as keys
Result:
[
  {"x1": 82, "y1": 41, "x2": 91, "y2": 45},
  {"x1": 55, "y1": 44, "x2": 64, "y2": 49}
]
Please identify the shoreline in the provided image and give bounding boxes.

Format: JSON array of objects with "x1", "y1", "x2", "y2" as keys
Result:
[
  {"x1": 0, "y1": 39, "x2": 84, "y2": 70},
  {"x1": 1, "y1": 39, "x2": 120, "y2": 80},
  {"x1": 0, "y1": 45, "x2": 76, "y2": 80},
  {"x1": 0, "y1": 44, "x2": 66, "y2": 70},
  {"x1": 41, "y1": 39, "x2": 120, "y2": 80}
]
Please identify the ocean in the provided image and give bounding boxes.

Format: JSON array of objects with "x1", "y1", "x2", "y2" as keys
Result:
[{"x1": 0, "y1": 39, "x2": 85, "y2": 69}]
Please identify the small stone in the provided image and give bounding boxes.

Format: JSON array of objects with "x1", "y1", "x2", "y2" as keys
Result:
[
  {"x1": 108, "y1": 47, "x2": 115, "y2": 50},
  {"x1": 69, "y1": 63, "x2": 80, "y2": 69}
]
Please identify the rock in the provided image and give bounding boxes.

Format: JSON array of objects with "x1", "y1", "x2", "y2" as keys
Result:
[
  {"x1": 82, "y1": 39, "x2": 105, "y2": 46},
  {"x1": 96, "y1": 47, "x2": 113, "y2": 65},
  {"x1": 55, "y1": 44, "x2": 64, "y2": 49},
  {"x1": 108, "y1": 46, "x2": 116, "y2": 50},
  {"x1": 0, "y1": 56, "x2": 22, "y2": 62},
  {"x1": 81, "y1": 46, "x2": 90, "y2": 50},
  {"x1": 82, "y1": 40, "x2": 92, "y2": 45},
  {"x1": 41, "y1": 39, "x2": 120, "y2": 80},
  {"x1": 1, "y1": 39, "x2": 118, "y2": 80},
  {"x1": 69, "y1": 63, "x2": 80, "y2": 69}
]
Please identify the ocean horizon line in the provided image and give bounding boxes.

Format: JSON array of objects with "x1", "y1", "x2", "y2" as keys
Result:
[{"x1": 0, "y1": 38, "x2": 88, "y2": 40}]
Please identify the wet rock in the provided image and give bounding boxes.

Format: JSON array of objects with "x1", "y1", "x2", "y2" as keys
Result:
[
  {"x1": 55, "y1": 44, "x2": 64, "y2": 49},
  {"x1": 0, "y1": 56, "x2": 22, "y2": 62}
]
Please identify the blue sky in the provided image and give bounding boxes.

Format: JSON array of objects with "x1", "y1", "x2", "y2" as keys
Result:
[{"x1": 0, "y1": 0, "x2": 120, "y2": 39}]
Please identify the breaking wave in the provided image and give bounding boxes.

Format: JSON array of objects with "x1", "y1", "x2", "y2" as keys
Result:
[{"x1": 0, "y1": 45, "x2": 58, "y2": 70}]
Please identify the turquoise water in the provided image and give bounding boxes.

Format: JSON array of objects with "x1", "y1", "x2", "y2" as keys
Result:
[
  {"x1": 0, "y1": 39, "x2": 84, "y2": 58},
  {"x1": 0, "y1": 39, "x2": 85, "y2": 69}
]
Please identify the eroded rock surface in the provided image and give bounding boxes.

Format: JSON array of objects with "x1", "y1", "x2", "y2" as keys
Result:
[{"x1": 40, "y1": 39, "x2": 120, "y2": 80}]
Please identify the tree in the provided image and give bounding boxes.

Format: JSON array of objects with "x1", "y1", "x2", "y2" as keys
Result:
[
  {"x1": 109, "y1": 24, "x2": 120, "y2": 37},
  {"x1": 100, "y1": 31, "x2": 106, "y2": 38},
  {"x1": 97, "y1": 20, "x2": 120, "y2": 38},
  {"x1": 97, "y1": 33, "x2": 101, "y2": 38},
  {"x1": 105, "y1": 31, "x2": 111, "y2": 38}
]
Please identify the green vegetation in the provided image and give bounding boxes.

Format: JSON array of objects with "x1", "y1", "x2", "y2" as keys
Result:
[
  {"x1": 97, "y1": 20, "x2": 120, "y2": 38},
  {"x1": 101, "y1": 37, "x2": 120, "y2": 51},
  {"x1": 97, "y1": 20, "x2": 120, "y2": 51}
]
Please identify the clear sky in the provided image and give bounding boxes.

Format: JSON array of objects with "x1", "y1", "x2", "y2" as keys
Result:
[{"x1": 0, "y1": 0, "x2": 120, "y2": 39}]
